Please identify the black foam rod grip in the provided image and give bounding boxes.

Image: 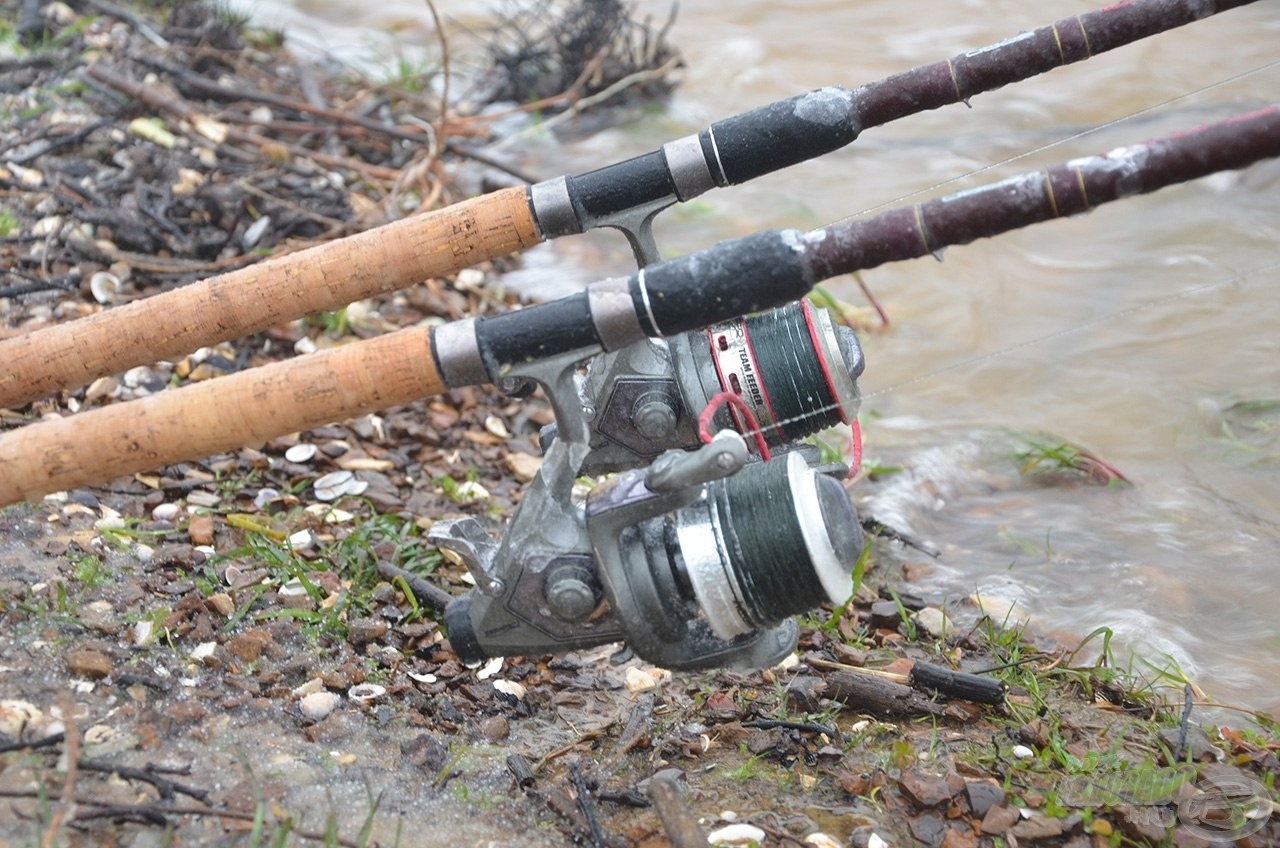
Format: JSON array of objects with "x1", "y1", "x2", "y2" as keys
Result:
[
  {"x1": 702, "y1": 87, "x2": 861, "y2": 186},
  {"x1": 556, "y1": 89, "x2": 859, "y2": 226},
  {"x1": 475, "y1": 292, "x2": 600, "y2": 375},
  {"x1": 567, "y1": 150, "x2": 677, "y2": 223},
  {"x1": 630, "y1": 229, "x2": 815, "y2": 337}
]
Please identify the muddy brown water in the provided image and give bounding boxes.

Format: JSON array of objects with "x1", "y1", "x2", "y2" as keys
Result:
[{"x1": 237, "y1": 0, "x2": 1280, "y2": 715}]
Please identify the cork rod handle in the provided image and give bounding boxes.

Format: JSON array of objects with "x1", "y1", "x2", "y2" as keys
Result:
[
  {"x1": 0, "y1": 186, "x2": 538, "y2": 410},
  {"x1": 0, "y1": 326, "x2": 445, "y2": 507}
]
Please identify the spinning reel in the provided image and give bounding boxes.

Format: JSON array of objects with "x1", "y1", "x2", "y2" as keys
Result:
[{"x1": 430, "y1": 291, "x2": 868, "y2": 669}]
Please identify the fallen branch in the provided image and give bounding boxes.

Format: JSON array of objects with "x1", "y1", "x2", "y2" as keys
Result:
[
  {"x1": 0, "y1": 789, "x2": 364, "y2": 847},
  {"x1": 0, "y1": 272, "x2": 79, "y2": 300},
  {"x1": 78, "y1": 759, "x2": 209, "y2": 803},
  {"x1": 84, "y1": 64, "x2": 403, "y2": 182},
  {"x1": 809, "y1": 657, "x2": 1006, "y2": 706},
  {"x1": 490, "y1": 55, "x2": 683, "y2": 152},
  {"x1": 138, "y1": 56, "x2": 537, "y2": 183},
  {"x1": 646, "y1": 772, "x2": 707, "y2": 848},
  {"x1": 819, "y1": 668, "x2": 947, "y2": 718},
  {"x1": 568, "y1": 760, "x2": 608, "y2": 848},
  {"x1": 40, "y1": 694, "x2": 79, "y2": 848},
  {"x1": 0, "y1": 732, "x2": 65, "y2": 754}
]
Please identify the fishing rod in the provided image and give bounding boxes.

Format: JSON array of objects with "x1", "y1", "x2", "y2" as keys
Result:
[
  {"x1": 1, "y1": 106, "x2": 1275, "y2": 669},
  {"x1": 1, "y1": 105, "x2": 1275, "y2": 506},
  {"x1": 0, "y1": 0, "x2": 1260, "y2": 411}
]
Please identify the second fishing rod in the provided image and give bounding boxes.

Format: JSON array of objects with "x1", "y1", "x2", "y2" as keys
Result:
[
  {"x1": 0, "y1": 0, "x2": 1259, "y2": 410},
  {"x1": 2, "y1": 103, "x2": 1277, "y2": 509}
]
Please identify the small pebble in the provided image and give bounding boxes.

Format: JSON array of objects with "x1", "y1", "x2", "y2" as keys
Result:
[
  {"x1": 285, "y1": 443, "x2": 317, "y2": 463},
  {"x1": 475, "y1": 657, "x2": 504, "y2": 680},
  {"x1": 278, "y1": 578, "x2": 315, "y2": 608},
  {"x1": 625, "y1": 666, "x2": 670, "y2": 692},
  {"x1": 336, "y1": 456, "x2": 393, "y2": 471},
  {"x1": 0, "y1": 700, "x2": 43, "y2": 738},
  {"x1": 493, "y1": 679, "x2": 526, "y2": 700},
  {"x1": 206, "y1": 593, "x2": 235, "y2": 616},
  {"x1": 93, "y1": 506, "x2": 125, "y2": 531},
  {"x1": 242, "y1": 215, "x2": 272, "y2": 249},
  {"x1": 83, "y1": 724, "x2": 131, "y2": 752},
  {"x1": 84, "y1": 375, "x2": 119, "y2": 403},
  {"x1": 291, "y1": 677, "x2": 325, "y2": 698},
  {"x1": 288, "y1": 529, "x2": 317, "y2": 553},
  {"x1": 911, "y1": 607, "x2": 951, "y2": 639},
  {"x1": 189, "y1": 641, "x2": 217, "y2": 663},
  {"x1": 89, "y1": 271, "x2": 120, "y2": 304},
  {"x1": 187, "y1": 514, "x2": 215, "y2": 546},
  {"x1": 31, "y1": 215, "x2": 62, "y2": 236},
  {"x1": 314, "y1": 470, "x2": 366, "y2": 501},
  {"x1": 483, "y1": 415, "x2": 511, "y2": 438},
  {"x1": 456, "y1": 268, "x2": 485, "y2": 288},
  {"x1": 504, "y1": 452, "x2": 542, "y2": 483},
  {"x1": 708, "y1": 823, "x2": 766, "y2": 846},
  {"x1": 1011, "y1": 745, "x2": 1035, "y2": 759},
  {"x1": 152, "y1": 502, "x2": 180, "y2": 522},
  {"x1": 226, "y1": 630, "x2": 271, "y2": 663},
  {"x1": 186, "y1": 491, "x2": 221, "y2": 508},
  {"x1": 452, "y1": 481, "x2": 489, "y2": 503},
  {"x1": 66, "y1": 649, "x2": 113, "y2": 679},
  {"x1": 299, "y1": 691, "x2": 341, "y2": 720}
]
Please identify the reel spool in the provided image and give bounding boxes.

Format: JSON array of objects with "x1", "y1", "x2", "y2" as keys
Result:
[
  {"x1": 576, "y1": 298, "x2": 864, "y2": 474},
  {"x1": 699, "y1": 299, "x2": 862, "y2": 446},
  {"x1": 584, "y1": 442, "x2": 864, "y2": 667}
]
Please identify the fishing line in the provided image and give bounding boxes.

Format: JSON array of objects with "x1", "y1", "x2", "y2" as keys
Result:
[
  {"x1": 862, "y1": 258, "x2": 1280, "y2": 401},
  {"x1": 714, "y1": 258, "x2": 1280, "y2": 448},
  {"x1": 838, "y1": 57, "x2": 1280, "y2": 225}
]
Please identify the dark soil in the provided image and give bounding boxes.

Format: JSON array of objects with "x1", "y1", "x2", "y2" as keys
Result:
[{"x1": 1, "y1": 3, "x2": 1276, "y2": 847}]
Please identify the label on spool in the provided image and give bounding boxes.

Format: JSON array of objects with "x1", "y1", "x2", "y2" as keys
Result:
[{"x1": 706, "y1": 319, "x2": 779, "y2": 439}]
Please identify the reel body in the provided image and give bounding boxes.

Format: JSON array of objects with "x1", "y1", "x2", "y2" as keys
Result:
[
  {"x1": 430, "y1": 298, "x2": 867, "y2": 670},
  {"x1": 434, "y1": 433, "x2": 862, "y2": 669}
]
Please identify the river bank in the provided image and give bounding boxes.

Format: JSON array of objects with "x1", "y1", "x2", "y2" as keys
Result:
[{"x1": 1, "y1": 2, "x2": 1276, "y2": 846}]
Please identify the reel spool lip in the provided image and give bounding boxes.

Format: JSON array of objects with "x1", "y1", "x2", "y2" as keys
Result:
[
  {"x1": 800, "y1": 298, "x2": 861, "y2": 425},
  {"x1": 786, "y1": 451, "x2": 855, "y2": 605},
  {"x1": 676, "y1": 493, "x2": 753, "y2": 640}
]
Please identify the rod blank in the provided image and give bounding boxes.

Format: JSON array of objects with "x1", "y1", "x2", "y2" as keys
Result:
[{"x1": 806, "y1": 106, "x2": 1280, "y2": 279}]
